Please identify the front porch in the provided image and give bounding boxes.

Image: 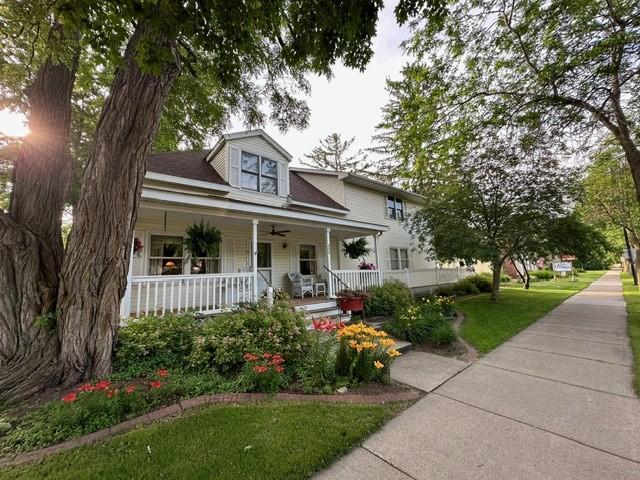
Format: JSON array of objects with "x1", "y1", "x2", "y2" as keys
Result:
[{"x1": 121, "y1": 203, "x2": 389, "y2": 317}]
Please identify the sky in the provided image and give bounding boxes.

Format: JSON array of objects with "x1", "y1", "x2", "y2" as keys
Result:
[
  {"x1": 0, "y1": 2, "x2": 412, "y2": 164},
  {"x1": 231, "y1": 1, "x2": 412, "y2": 165}
]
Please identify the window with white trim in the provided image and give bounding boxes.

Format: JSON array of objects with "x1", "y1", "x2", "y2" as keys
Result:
[
  {"x1": 148, "y1": 235, "x2": 184, "y2": 275},
  {"x1": 389, "y1": 248, "x2": 409, "y2": 270},
  {"x1": 387, "y1": 195, "x2": 404, "y2": 220},
  {"x1": 299, "y1": 244, "x2": 317, "y2": 275},
  {"x1": 190, "y1": 241, "x2": 221, "y2": 274},
  {"x1": 241, "y1": 151, "x2": 278, "y2": 195}
]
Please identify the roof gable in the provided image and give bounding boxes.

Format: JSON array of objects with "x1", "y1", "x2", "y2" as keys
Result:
[
  {"x1": 209, "y1": 129, "x2": 293, "y2": 161},
  {"x1": 147, "y1": 151, "x2": 228, "y2": 186}
]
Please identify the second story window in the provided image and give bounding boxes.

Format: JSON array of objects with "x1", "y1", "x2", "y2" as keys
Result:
[
  {"x1": 387, "y1": 195, "x2": 404, "y2": 220},
  {"x1": 241, "y1": 151, "x2": 278, "y2": 195}
]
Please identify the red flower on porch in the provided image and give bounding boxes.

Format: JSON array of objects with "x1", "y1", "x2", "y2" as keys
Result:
[{"x1": 62, "y1": 392, "x2": 77, "y2": 403}]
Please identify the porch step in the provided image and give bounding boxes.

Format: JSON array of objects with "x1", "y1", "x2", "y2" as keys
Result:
[
  {"x1": 393, "y1": 339, "x2": 413, "y2": 353},
  {"x1": 294, "y1": 300, "x2": 339, "y2": 314}
]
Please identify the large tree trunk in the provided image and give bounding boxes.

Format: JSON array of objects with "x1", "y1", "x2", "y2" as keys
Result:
[
  {"x1": 57, "y1": 24, "x2": 180, "y2": 384},
  {"x1": 490, "y1": 258, "x2": 502, "y2": 302},
  {"x1": 0, "y1": 51, "x2": 78, "y2": 402}
]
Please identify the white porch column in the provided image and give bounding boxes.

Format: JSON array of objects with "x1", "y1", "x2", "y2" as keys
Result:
[
  {"x1": 326, "y1": 227, "x2": 333, "y2": 297},
  {"x1": 252, "y1": 219, "x2": 259, "y2": 301},
  {"x1": 120, "y1": 238, "x2": 135, "y2": 319},
  {"x1": 374, "y1": 233, "x2": 382, "y2": 286}
]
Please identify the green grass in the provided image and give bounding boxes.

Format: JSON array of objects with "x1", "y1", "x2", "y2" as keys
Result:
[
  {"x1": 0, "y1": 402, "x2": 400, "y2": 480},
  {"x1": 621, "y1": 273, "x2": 640, "y2": 396},
  {"x1": 457, "y1": 271, "x2": 606, "y2": 354}
]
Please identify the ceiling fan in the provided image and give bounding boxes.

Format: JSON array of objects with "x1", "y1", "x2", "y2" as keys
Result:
[{"x1": 260, "y1": 225, "x2": 291, "y2": 237}]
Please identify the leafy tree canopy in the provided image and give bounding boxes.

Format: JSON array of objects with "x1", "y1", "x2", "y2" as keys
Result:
[{"x1": 377, "y1": 0, "x2": 640, "y2": 196}]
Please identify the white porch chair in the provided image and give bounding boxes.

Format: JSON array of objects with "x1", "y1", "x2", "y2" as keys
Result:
[{"x1": 288, "y1": 272, "x2": 313, "y2": 298}]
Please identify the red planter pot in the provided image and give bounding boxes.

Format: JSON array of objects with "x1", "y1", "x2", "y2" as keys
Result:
[{"x1": 338, "y1": 296, "x2": 365, "y2": 313}]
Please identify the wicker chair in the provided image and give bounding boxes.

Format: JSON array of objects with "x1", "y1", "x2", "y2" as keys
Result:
[{"x1": 287, "y1": 272, "x2": 313, "y2": 298}]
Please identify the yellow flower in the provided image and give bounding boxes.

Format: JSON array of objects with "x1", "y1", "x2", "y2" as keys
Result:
[
  {"x1": 387, "y1": 349, "x2": 401, "y2": 357},
  {"x1": 374, "y1": 360, "x2": 384, "y2": 369},
  {"x1": 380, "y1": 338, "x2": 395, "y2": 347}
]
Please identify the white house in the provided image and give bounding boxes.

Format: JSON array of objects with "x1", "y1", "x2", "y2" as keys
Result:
[{"x1": 122, "y1": 129, "x2": 464, "y2": 317}]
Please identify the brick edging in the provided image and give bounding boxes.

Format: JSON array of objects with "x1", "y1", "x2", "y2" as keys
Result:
[{"x1": 0, "y1": 390, "x2": 420, "y2": 469}]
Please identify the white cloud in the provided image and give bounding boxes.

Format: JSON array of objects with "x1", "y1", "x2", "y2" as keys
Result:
[{"x1": 231, "y1": 1, "x2": 412, "y2": 165}]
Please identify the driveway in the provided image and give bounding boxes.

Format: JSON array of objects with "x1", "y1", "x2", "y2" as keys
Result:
[{"x1": 315, "y1": 271, "x2": 640, "y2": 479}]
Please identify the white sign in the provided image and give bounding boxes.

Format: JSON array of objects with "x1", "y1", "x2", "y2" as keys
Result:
[{"x1": 552, "y1": 262, "x2": 572, "y2": 272}]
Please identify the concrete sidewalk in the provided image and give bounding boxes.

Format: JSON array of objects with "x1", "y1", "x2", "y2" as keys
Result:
[{"x1": 315, "y1": 271, "x2": 640, "y2": 479}]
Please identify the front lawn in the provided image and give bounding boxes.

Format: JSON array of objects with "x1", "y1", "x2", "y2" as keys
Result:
[
  {"x1": 621, "y1": 273, "x2": 640, "y2": 396},
  {"x1": 0, "y1": 402, "x2": 401, "y2": 480},
  {"x1": 456, "y1": 271, "x2": 606, "y2": 354}
]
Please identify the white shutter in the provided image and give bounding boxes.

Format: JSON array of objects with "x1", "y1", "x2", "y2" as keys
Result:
[
  {"x1": 229, "y1": 147, "x2": 240, "y2": 187},
  {"x1": 383, "y1": 194, "x2": 389, "y2": 218},
  {"x1": 278, "y1": 160, "x2": 288, "y2": 197}
]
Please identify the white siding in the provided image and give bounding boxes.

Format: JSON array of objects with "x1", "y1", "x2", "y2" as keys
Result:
[{"x1": 210, "y1": 147, "x2": 226, "y2": 179}]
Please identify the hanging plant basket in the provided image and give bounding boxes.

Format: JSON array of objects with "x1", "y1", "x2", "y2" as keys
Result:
[
  {"x1": 184, "y1": 221, "x2": 222, "y2": 274},
  {"x1": 342, "y1": 238, "x2": 371, "y2": 260}
]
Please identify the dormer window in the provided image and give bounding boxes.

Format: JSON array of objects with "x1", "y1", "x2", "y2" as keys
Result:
[{"x1": 241, "y1": 151, "x2": 278, "y2": 195}]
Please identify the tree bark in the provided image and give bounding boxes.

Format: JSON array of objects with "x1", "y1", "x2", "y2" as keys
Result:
[
  {"x1": 57, "y1": 24, "x2": 180, "y2": 384},
  {"x1": 0, "y1": 50, "x2": 78, "y2": 402},
  {"x1": 490, "y1": 258, "x2": 502, "y2": 302}
]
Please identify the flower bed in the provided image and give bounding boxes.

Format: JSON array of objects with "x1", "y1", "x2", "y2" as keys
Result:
[{"x1": 0, "y1": 299, "x2": 405, "y2": 455}]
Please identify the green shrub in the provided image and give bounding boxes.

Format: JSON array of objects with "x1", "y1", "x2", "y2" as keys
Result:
[
  {"x1": 383, "y1": 303, "x2": 457, "y2": 346},
  {"x1": 295, "y1": 331, "x2": 339, "y2": 394},
  {"x1": 530, "y1": 270, "x2": 555, "y2": 281},
  {"x1": 189, "y1": 300, "x2": 309, "y2": 373},
  {"x1": 500, "y1": 273, "x2": 512, "y2": 282},
  {"x1": 114, "y1": 313, "x2": 200, "y2": 376},
  {"x1": 364, "y1": 279, "x2": 414, "y2": 317},
  {"x1": 464, "y1": 274, "x2": 492, "y2": 293},
  {"x1": 453, "y1": 278, "x2": 480, "y2": 296},
  {"x1": 429, "y1": 322, "x2": 457, "y2": 345},
  {"x1": 435, "y1": 285, "x2": 455, "y2": 297}
]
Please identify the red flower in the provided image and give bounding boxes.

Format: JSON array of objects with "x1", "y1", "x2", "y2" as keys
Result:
[
  {"x1": 126, "y1": 385, "x2": 137, "y2": 394},
  {"x1": 253, "y1": 365, "x2": 268, "y2": 374},
  {"x1": 149, "y1": 380, "x2": 162, "y2": 389},
  {"x1": 274, "y1": 365, "x2": 285, "y2": 373},
  {"x1": 271, "y1": 354, "x2": 285, "y2": 366},
  {"x1": 94, "y1": 380, "x2": 111, "y2": 391},
  {"x1": 156, "y1": 369, "x2": 169, "y2": 377},
  {"x1": 262, "y1": 352, "x2": 272, "y2": 359},
  {"x1": 77, "y1": 383, "x2": 95, "y2": 393},
  {"x1": 243, "y1": 353, "x2": 258, "y2": 362},
  {"x1": 62, "y1": 392, "x2": 77, "y2": 403},
  {"x1": 106, "y1": 388, "x2": 119, "y2": 398}
]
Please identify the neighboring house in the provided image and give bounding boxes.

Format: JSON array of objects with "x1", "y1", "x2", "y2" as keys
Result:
[{"x1": 122, "y1": 129, "x2": 465, "y2": 317}]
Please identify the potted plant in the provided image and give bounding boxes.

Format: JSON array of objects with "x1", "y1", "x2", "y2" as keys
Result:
[
  {"x1": 336, "y1": 288, "x2": 368, "y2": 313},
  {"x1": 184, "y1": 220, "x2": 221, "y2": 274},
  {"x1": 341, "y1": 238, "x2": 371, "y2": 260}
]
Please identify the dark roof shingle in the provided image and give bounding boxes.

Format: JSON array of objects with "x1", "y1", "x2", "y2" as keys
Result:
[
  {"x1": 289, "y1": 171, "x2": 348, "y2": 211},
  {"x1": 147, "y1": 151, "x2": 347, "y2": 211},
  {"x1": 147, "y1": 150, "x2": 227, "y2": 185}
]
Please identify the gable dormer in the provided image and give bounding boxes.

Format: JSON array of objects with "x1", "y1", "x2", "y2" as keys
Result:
[{"x1": 208, "y1": 129, "x2": 291, "y2": 198}]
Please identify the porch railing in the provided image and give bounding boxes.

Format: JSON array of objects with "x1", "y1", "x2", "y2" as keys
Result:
[
  {"x1": 329, "y1": 267, "x2": 468, "y2": 293},
  {"x1": 128, "y1": 272, "x2": 255, "y2": 317}
]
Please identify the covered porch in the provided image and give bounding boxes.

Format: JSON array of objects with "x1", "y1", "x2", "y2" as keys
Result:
[{"x1": 120, "y1": 201, "x2": 389, "y2": 317}]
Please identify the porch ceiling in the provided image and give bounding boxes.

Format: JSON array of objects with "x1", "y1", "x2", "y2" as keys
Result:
[
  {"x1": 138, "y1": 189, "x2": 389, "y2": 238},
  {"x1": 137, "y1": 202, "x2": 384, "y2": 238}
]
